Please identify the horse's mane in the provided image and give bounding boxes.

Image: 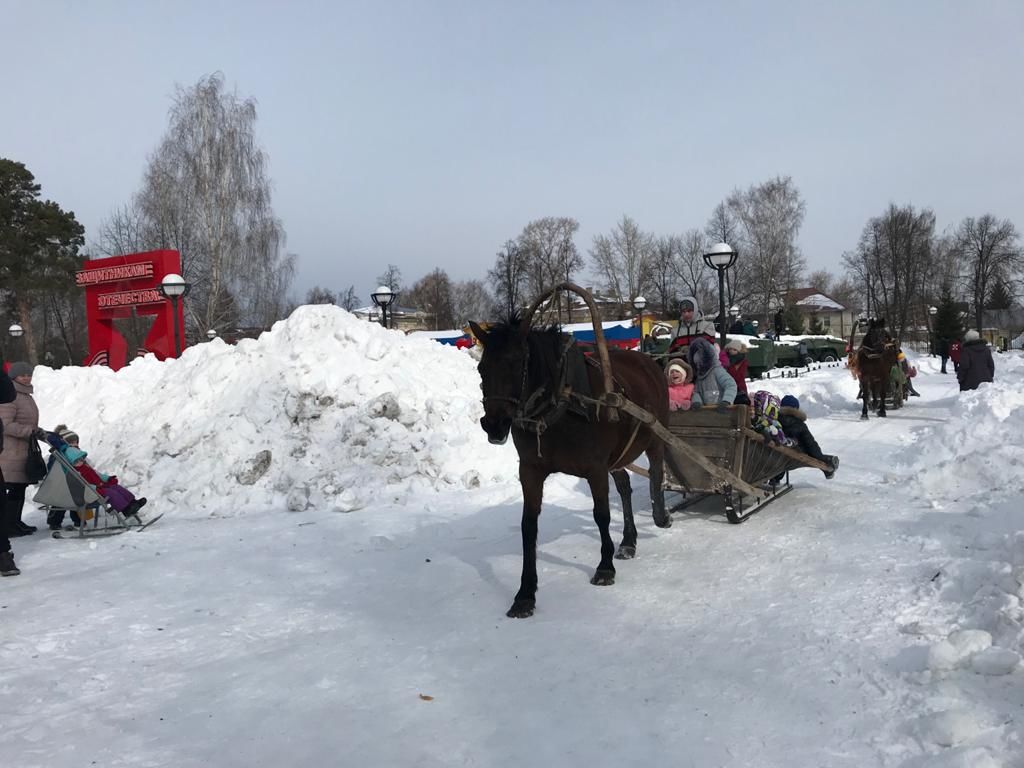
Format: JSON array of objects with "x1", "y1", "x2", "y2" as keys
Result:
[{"x1": 484, "y1": 314, "x2": 565, "y2": 387}]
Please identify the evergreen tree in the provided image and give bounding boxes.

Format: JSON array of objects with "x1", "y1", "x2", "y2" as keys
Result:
[
  {"x1": 932, "y1": 286, "x2": 964, "y2": 345},
  {"x1": 986, "y1": 279, "x2": 1013, "y2": 310},
  {"x1": 0, "y1": 158, "x2": 85, "y2": 363},
  {"x1": 807, "y1": 315, "x2": 824, "y2": 335},
  {"x1": 782, "y1": 305, "x2": 805, "y2": 334}
]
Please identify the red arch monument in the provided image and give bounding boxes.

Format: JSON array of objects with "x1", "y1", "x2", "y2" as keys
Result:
[{"x1": 78, "y1": 250, "x2": 187, "y2": 370}]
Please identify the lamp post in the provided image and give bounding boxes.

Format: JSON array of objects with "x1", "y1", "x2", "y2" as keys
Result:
[
  {"x1": 158, "y1": 273, "x2": 191, "y2": 358},
  {"x1": 928, "y1": 305, "x2": 937, "y2": 356},
  {"x1": 703, "y1": 242, "x2": 738, "y2": 348},
  {"x1": 632, "y1": 295, "x2": 647, "y2": 350},
  {"x1": 7, "y1": 324, "x2": 24, "y2": 362},
  {"x1": 206, "y1": 329, "x2": 218, "y2": 341},
  {"x1": 371, "y1": 285, "x2": 397, "y2": 329}
]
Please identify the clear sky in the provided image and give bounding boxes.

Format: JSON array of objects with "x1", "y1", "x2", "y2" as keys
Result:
[{"x1": 3, "y1": 1, "x2": 1022, "y2": 303}]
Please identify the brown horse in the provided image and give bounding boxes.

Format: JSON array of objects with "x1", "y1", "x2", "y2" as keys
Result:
[
  {"x1": 470, "y1": 317, "x2": 670, "y2": 618},
  {"x1": 853, "y1": 318, "x2": 897, "y2": 419}
]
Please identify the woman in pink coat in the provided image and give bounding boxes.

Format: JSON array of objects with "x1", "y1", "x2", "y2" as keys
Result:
[{"x1": 0, "y1": 362, "x2": 45, "y2": 538}]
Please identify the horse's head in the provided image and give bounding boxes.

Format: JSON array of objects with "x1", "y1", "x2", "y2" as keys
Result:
[
  {"x1": 469, "y1": 318, "x2": 562, "y2": 445},
  {"x1": 862, "y1": 318, "x2": 890, "y2": 350}
]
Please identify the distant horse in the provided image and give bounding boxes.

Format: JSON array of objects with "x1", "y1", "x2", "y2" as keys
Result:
[
  {"x1": 470, "y1": 316, "x2": 670, "y2": 619},
  {"x1": 852, "y1": 318, "x2": 897, "y2": 419}
]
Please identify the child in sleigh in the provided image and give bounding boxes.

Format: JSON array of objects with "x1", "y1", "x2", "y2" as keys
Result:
[{"x1": 44, "y1": 426, "x2": 148, "y2": 526}]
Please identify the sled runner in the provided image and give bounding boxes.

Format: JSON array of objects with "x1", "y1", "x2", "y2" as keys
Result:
[{"x1": 34, "y1": 448, "x2": 161, "y2": 539}]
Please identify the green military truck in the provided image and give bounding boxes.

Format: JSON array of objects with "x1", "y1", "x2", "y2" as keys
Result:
[{"x1": 773, "y1": 335, "x2": 848, "y2": 367}]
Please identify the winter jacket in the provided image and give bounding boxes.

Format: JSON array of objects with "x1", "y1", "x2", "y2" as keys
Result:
[
  {"x1": 957, "y1": 339, "x2": 994, "y2": 391},
  {"x1": 0, "y1": 369, "x2": 15, "y2": 454},
  {"x1": 778, "y1": 406, "x2": 826, "y2": 463},
  {"x1": 0, "y1": 380, "x2": 40, "y2": 484},
  {"x1": 668, "y1": 382, "x2": 695, "y2": 411},
  {"x1": 687, "y1": 338, "x2": 738, "y2": 407},
  {"x1": 725, "y1": 354, "x2": 749, "y2": 394},
  {"x1": 669, "y1": 295, "x2": 716, "y2": 352}
]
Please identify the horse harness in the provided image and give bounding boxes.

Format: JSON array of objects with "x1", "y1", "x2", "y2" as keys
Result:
[{"x1": 483, "y1": 336, "x2": 642, "y2": 459}]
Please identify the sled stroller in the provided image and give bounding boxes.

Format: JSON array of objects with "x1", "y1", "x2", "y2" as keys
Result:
[{"x1": 34, "y1": 448, "x2": 160, "y2": 539}]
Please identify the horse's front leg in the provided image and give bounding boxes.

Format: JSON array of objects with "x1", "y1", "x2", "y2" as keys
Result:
[
  {"x1": 860, "y1": 378, "x2": 869, "y2": 420},
  {"x1": 877, "y1": 379, "x2": 888, "y2": 417},
  {"x1": 587, "y1": 471, "x2": 616, "y2": 586},
  {"x1": 611, "y1": 469, "x2": 636, "y2": 559},
  {"x1": 508, "y1": 464, "x2": 545, "y2": 619}
]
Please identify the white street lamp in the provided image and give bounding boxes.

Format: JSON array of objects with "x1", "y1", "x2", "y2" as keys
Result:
[
  {"x1": 703, "y1": 242, "x2": 738, "y2": 347},
  {"x1": 8, "y1": 324, "x2": 24, "y2": 338},
  {"x1": 371, "y1": 285, "x2": 398, "y2": 328},
  {"x1": 158, "y1": 273, "x2": 192, "y2": 357}
]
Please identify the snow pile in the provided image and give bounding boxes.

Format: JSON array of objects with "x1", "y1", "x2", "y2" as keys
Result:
[
  {"x1": 903, "y1": 352, "x2": 1024, "y2": 503},
  {"x1": 32, "y1": 306, "x2": 517, "y2": 519}
]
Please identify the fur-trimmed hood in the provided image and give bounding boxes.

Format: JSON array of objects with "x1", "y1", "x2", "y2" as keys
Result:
[
  {"x1": 666, "y1": 358, "x2": 694, "y2": 384},
  {"x1": 687, "y1": 337, "x2": 718, "y2": 377},
  {"x1": 779, "y1": 406, "x2": 807, "y2": 422}
]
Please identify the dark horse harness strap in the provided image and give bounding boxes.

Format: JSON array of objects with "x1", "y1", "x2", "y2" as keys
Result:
[{"x1": 508, "y1": 337, "x2": 643, "y2": 460}]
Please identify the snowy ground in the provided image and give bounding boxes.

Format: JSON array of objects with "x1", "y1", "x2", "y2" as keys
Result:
[{"x1": 3, "y1": 307, "x2": 1023, "y2": 768}]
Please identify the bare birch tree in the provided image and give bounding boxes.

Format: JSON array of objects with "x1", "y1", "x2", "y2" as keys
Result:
[
  {"x1": 406, "y1": 269, "x2": 455, "y2": 330},
  {"x1": 951, "y1": 214, "x2": 1021, "y2": 332},
  {"x1": 120, "y1": 72, "x2": 294, "y2": 335},
  {"x1": 671, "y1": 229, "x2": 714, "y2": 310},
  {"x1": 518, "y1": 217, "x2": 582, "y2": 321},
  {"x1": 589, "y1": 215, "x2": 654, "y2": 306},
  {"x1": 487, "y1": 240, "x2": 529, "y2": 319},
  {"x1": 451, "y1": 279, "x2": 495, "y2": 325},
  {"x1": 647, "y1": 235, "x2": 680, "y2": 315},
  {"x1": 718, "y1": 177, "x2": 806, "y2": 323},
  {"x1": 842, "y1": 204, "x2": 935, "y2": 338}
]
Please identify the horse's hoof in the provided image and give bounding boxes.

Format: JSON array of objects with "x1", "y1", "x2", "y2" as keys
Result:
[
  {"x1": 653, "y1": 514, "x2": 672, "y2": 529},
  {"x1": 878, "y1": 412, "x2": 887, "y2": 418},
  {"x1": 506, "y1": 600, "x2": 535, "y2": 619},
  {"x1": 590, "y1": 570, "x2": 615, "y2": 586},
  {"x1": 615, "y1": 545, "x2": 636, "y2": 560},
  {"x1": 860, "y1": 415, "x2": 868, "y2": 420}
]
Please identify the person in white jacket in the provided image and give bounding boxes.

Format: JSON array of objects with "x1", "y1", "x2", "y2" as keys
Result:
[{"x1": 669, "y1": 296, "x2": 716, "y2": 354}]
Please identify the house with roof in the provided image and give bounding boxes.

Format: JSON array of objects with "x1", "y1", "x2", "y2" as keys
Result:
[{"x1": 786, "y1": 288, "x2": 855, "y2": 338}]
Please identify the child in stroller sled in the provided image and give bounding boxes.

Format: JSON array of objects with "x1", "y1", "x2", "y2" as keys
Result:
[{"x1": 42, "y1": 426, "x2": 147, "y2": 530}]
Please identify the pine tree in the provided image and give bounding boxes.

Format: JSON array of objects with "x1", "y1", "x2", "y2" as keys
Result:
[
  {"x1": 932, "y1": 286, "x2": 964, "y2": 347},
  {"x1": 782, "y1": 305, "x2": 805, "y2": 334},
  {"x1": 0, "y1": 158, "x2": 85, "y2": 363},
  {"x1": 807, "y1": 315, "x2": 824, "y2": 335},
  {"x1": 986, "y1": 279, "x2": 1013, "y2": 310}
]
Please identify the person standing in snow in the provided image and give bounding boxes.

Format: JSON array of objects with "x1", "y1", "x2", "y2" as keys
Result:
[
  {"x1": 949, "y1": 338, "x2": 962, "y2": 373},
  {"x1": 0, "y1": 366, "x2": 19, "y2": 575},
  {"x1": 0, "y1": 362, "x2": 46, "y2": 539},
  {"x1": 957, "y1": 330, "x2": 994, "y2": 391},
  {"x1": 687, "y1": 337, "x2": 737, "y2": 409},
  {"x1": 778, "y1": 395, "x2": 840, "y2": 479},
  {"x1": 937, "y1": 337, "x2": 950, "y2": 374}
]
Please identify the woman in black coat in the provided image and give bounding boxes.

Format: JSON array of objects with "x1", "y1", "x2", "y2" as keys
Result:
[{"x1": 957, "y1": 330, "x2": 995, "y2": 391}]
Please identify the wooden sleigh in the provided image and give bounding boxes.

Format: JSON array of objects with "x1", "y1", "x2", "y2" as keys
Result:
[{"x1": 624, "y1": 404, "x2": 831, "y2": 523}]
